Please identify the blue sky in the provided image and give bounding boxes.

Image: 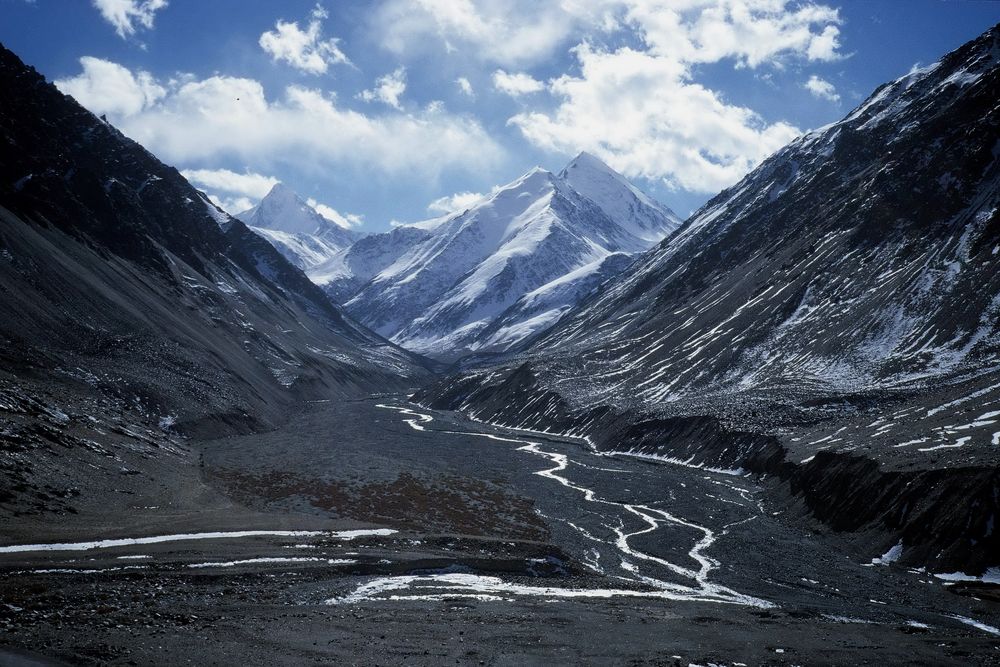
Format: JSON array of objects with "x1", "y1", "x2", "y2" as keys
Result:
[{"x1": 2, "y1": 0, "x2": 998, "y2": 230}]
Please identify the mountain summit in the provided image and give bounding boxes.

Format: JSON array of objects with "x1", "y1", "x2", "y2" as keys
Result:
[
  {"x1": 316, "y1": 154, "x2": 681, "y2": 359},
  {"x1": 238, "y1": 184, "x2": 361, "y2": 270},
  {"x1": 558, "y1": 152, "x2": 674, "y2": 244}
]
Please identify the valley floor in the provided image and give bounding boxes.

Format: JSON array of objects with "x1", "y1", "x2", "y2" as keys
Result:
[{"x1": 1, "y1": 396, "x2": 999, "y2": 665}]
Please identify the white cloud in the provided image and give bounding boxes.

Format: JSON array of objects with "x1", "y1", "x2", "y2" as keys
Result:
[
  {"x1": 618, "y1": 0, "x2": 843, "y2": 68},
  {"x1": 427, "y1": 190, "x2": 489, "y2": 214},
  {"x1": 306, "y1": 198, "x2": 364, "y2": 229},
  {"x1": 492, "y1": 69, "x2": 544, "y2": 96},
  {"x1": 374, "y1": 0, "x2": 588, "y2": 66},
  {"x1": 206, "y1": 193, "x2": 255, "y2": 216},
  {"x1": 181, "y1": 168, "x2": 278, "y2": 216},
  {"x1": 55, "y1": 56, "x2": 165, "y2": 116},
  {"x1": 358, "y1": 67, "x2": 407, "y2": 109},
  {"x1": 806, "y1": 24, "x2": 841, "y2": 61},
  {"x1": 55, "y1": 58, "x2": 503, "y2": 182},
  {"x1": 92, "y1": 0, "x2": 167, "y2": 39},
  {"x1": 367, "y1": 0, "x2": 844, "y2": 191},
  {"x1": 510, "y1": 44, "x2": 801, "y2": 193},
  {"x1": 181, "y1": 168, "x2": 278, "y2": 198},
  {"x1": 259, "y1": 4, "x2": 351, "y2": 75},
  {"x1": 373, "y1": 0, "x2": 842, "y2": 70},
  {"x1": 456, "y1": 76, "x2": 474, "y2": 97},
  {"x1": 488, "y1": 0, "x2": 844, "y2": 193},
  {"x1": 72, "y1": 1, "x2": 847, "y2": 212},
  {"x1": 804, "y1": 74, "x2": 840, "y2": 102}
]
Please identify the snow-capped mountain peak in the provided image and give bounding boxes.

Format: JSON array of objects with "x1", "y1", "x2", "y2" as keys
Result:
[
  {"x1": 558, "y1": 151, "x2": 618, "y2": 183},
  {"x1": 237, "y1": 184, "x2": 362, "y2": 271},
  {"x1": 324, "y1": 154, "x2": 682, "y2": 359},
  {"x1": 559, "y1": 151, "x2": 681, "y2": 243},
  {"x1": 239, "y1": 183, "x2": 340, "y2": 236}
]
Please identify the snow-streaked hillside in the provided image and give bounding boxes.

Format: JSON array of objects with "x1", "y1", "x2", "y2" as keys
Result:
[
  {"x1": 529, "y1": 39, "x2": 1000, "y2": 404},
  {"x1": 419, "y1": 26, "x2": 1000, "y2": 469},
  {"x1": 238, "y1": 183, "x2": 362, "y2": 271},
  {"x1": 310, "y1": 225, "x2": 434, "y2": 303},
  {"x1": 472, "y1": 252, "x2": 636, "y2": 353},
  {"x1": 320, "y1": 153, "x2": 680, "y2": 359},
  {"x1": 428, "y1": 26, "x2": 1000, "y2": 432},
  {"x1": 414, "y1": 25, "x2": 1000, "y2": 576}
]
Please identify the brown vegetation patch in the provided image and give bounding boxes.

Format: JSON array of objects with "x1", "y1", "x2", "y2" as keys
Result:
[{"x1": 210, "y1": 468, "x2": 548, "y2": 541}]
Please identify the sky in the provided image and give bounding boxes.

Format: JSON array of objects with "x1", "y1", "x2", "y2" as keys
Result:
[{"x1": 1, "y1": 1, "x2": 998, "y2": 231}]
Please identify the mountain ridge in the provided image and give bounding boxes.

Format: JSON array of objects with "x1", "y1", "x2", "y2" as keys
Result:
[{"x1": 318, "y1": 152, "x2": 681, "y2": 360}]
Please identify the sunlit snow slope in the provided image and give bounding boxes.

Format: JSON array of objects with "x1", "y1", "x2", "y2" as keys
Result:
[
  {"x1": 318, "y1": 153, "x2": 680, "y2": 360},
  {"x1": 238, "y1": 183, "x2": 362, "y2": 272}
]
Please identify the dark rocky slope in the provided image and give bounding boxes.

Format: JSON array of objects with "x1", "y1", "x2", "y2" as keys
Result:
[
  {"x1": 0, "y1": 44, "x2": 428, "y2": 519},
  {"x1": 415, "y1": 25, "x2": 1000, "y2": 575}
]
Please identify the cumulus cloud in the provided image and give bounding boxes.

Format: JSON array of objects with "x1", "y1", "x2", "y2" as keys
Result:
[
  {"x1": 492, "y1": 69, "x2": 544, "y2": 96},
  {"x1": 92, "y1": 0, "x2": 167, "y2": 39},
  {"x1": 181, "y1": 168, "x2": 277, "y2": 198},
  {"x1": 509, "y1": 44, "x2": 801, "y2": 193},
  {"x1": 488, "y1": 0, "x2": 845, "y2": 193},
  {"x1": 181, "y1": 168, "x2": 278, "y2": 216},
  {"x1": 804, "y1": 74, "x2": 840, "y2": 102},
  {"x1": 259, "y1": 4, "x2": 351, "y2": 74},
  {"x1": 618, "y1": 0, "x2": 843, "y2": 68},
  {"x1": 306, "y1": 197, "x2": 364, "y2": 229},
  {"x1": 373, "y1": 0, "x2": 842, "y2": 69},
  {"x1": 368, "y1": 0, "x2": 844, "y2": 192},
  {"x1": 373, "y1": 0, "x2": 588, "y2": 66},
  {"x1": 358, "y1": 67, "x2": 407, "y2": 109},
  {"x1": 54, "y1": 57, "x2": 503, "y2": 182},
  {"x1": 55, "y1": 57, "x2": 165, "y2": 116},
  {"x1": 427, "y1": 190, "x2": 489, "y2": 214},
  {"x1": 206, "y1": 193, "x2": 255, "y2": 216},
  {"x1": 74, "y1": 1, "x2": 847, "y2": 209},
  {"x1": 455, "y1": 76, "x2": 474, "y2": 97}
]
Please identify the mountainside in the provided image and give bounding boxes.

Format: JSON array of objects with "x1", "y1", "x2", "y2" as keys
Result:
[
  {"x1": 530, "y1": 27, "x2": 1000, "y2": 413},
  {"x1": 311, "y1": 224, "x2": 434, "y2": 303},
  {"x1": 0, "y1": 43, "x2": 426, "y2": 517},
  {"x1": 238, "y1": 183, "x2": 362, "y2": 271},
  {"x1": 319, "y1": 153, "x2": 680, "y2": 359},
  {"x1": 416, "y1": 25, "x2": 1000, "y2": 573}
]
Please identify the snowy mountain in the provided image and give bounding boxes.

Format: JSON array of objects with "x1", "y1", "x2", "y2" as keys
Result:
[
  {"x1": 319, "y1": 153, "x2": 680, "y2": 359},
  {"x1": 310, "y1": 224, "x2": 435, "y2": 303},
  {"x1": 416, "y1": 26, "x2": 1000, "y2": 574},
  {"x1": 238, "y1": 183, "x2": 362, "y2": 271}
]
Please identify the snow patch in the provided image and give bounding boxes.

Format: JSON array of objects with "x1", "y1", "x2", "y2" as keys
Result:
[{"x1": 0, "y1": 529, "x2": 396, "y2": 553}]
